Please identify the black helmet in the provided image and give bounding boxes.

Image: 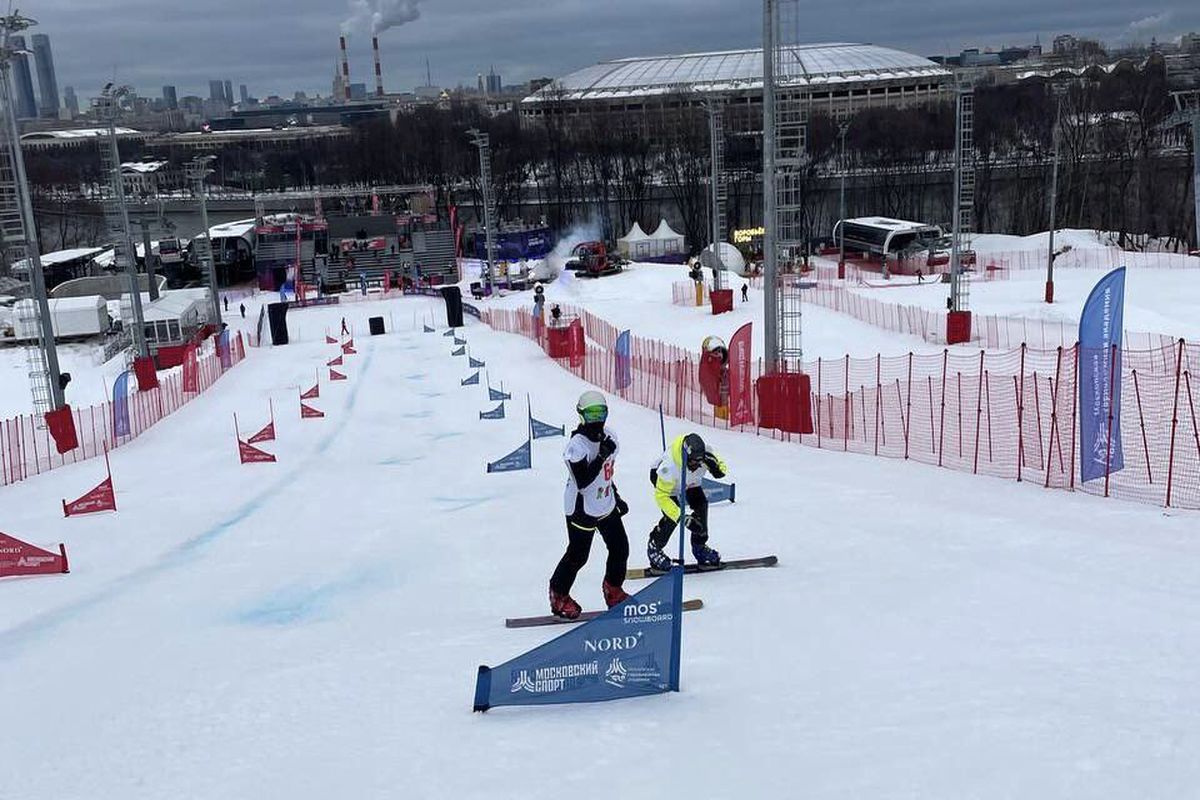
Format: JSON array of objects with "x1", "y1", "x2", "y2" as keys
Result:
[{"x1": 683, "y1": 433, "x2": 706, "y2": 466}]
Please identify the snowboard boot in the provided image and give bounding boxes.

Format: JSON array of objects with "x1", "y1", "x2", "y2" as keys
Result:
[
  {"x1": 602, "y1": 579, "x2": 629, "y2": 608},
  {"x1": 646, "y1": 537, "x2": 674, "y2": 575},
  {"x1": 549, "y1": 587, "x2": 582, "y2": 620},
  {"x1": 691, "y1": 533, "x2": 722, "y2": 570}
]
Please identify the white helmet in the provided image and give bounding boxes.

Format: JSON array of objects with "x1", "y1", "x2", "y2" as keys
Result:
[{"x1": 577, "y1": 390, "x2": 608, "y2": 424}]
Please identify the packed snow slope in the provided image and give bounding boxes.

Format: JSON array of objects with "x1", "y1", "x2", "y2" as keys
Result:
[{"x1": 2, "y1": 296, "x2": 1199, "y2": 799}]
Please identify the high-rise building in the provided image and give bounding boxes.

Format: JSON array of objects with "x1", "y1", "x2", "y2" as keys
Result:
[
  {"x1": 223, "y1": 79, "x2": 233, "y2": 106},
  {"x1": 209, "y1": 80, "x2": 226, "y2": 105},
  {"x1": 62, "y1": 85, "x2": 79, "y2": 118},
  {"x1": 239, "y1": 84, "x2": 249, "y2": 104},
  {"x1": 163, "y1": 85, "x2": 178, "y2": 110},
  {"x1": 30, "y1": 34, "x2": 60, "y2": 118},
  {"x1": 9, "y1": 35, "x2": 38, "y2": 118},
  {"x1": 486, "y1": 67, "x2": 502, "y2": 95}
]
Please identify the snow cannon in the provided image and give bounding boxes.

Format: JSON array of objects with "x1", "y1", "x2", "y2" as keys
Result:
[{"x1": 699, "y1": 335, "x2": 730, "y2": 420}]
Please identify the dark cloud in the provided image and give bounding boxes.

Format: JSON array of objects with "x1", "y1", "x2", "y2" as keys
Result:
[{"x1": 25, "y1": 0, "x2": 1200, "y2": 102}]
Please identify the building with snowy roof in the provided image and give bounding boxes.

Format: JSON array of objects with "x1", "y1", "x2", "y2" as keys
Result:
[{"x1": 521, "y1": 43, "x2": 951, "y2": 136}]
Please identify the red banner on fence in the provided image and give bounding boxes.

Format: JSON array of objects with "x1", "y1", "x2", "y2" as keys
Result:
[
  {"x1": 301, "y1": 383, "x2": 320, "y2": 400},
  {"x1": 248, "y1": 422, "x2": 275, "y2": 444},
  {"x1": 301, "y1": 402, "x2": 325, "y2": 419},
  {"x1": 0, "y1": 532, "x2": 69, "y2": 578},
  {"x1": 238, "y1": 439, "x2": 276, "y2": 463},
  {"x1": 182, "y1": 344, "x2": 199, "y2": 393},
  {"x1": 327, "y1": 355, "x2": 343, "y2": 367},
  {"x1": 45, "y1": 405, "x2": 79, "y2": 455},
  {"x1": 330, "y1": 369, "x2": 347, "y2": 382},
  {"x1": 728, "y1": 322, "x2": 754, "y2": 427},
  {"x1": 133, "y1": 356, "x2": 159, "y2": 390}
]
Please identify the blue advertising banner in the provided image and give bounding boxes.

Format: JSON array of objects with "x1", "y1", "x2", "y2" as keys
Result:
[
  {"x1": 701, "y1": 477, "x2": 736, "y2": 504},
  {"x1": 1078, "y1": 267, "x2": 1126, "y2": 482},
  {"x1": 615, "y1": 330, "x2": 632, "y2": 390},
  {"x1": 217, "y1": 330, "x2": 232, "y2": 370},
  {"x1": 462, "y1": 371, "x2": 481, "y2": 386},
  {"x1": 452, "y1": 346, "x2": 466, "y2": 357},
  {"x1": 489, "y1": 386, "x2": 512, "y2": 402},
  {"x1": 486, "y1": 439, "x2": 531, "y2": 473},
  {"x1": 480, "y1": 403, "x2": 506, "y2": 420},
  {"x1": 531, "y1": 416, "x2": 565, "y2": 439},
  {"x1": 474, "y1": 569, "x2": 683, "y2": 711},
  {"x1": 112, "y1": 371, "x2": 131, "y2": 437},
  {"x1": 469, "y1": 356, "x2": 486, "y2": 369}
]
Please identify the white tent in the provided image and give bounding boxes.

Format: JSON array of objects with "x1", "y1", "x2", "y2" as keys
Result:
[
  {"x1": 650, "y1": 219, "x2": 686, "y2": 256},
  {"x1": 617, "y1": 221, "x2": 653, "y2": 259},
  {"x1": 702, "y1": 242, "x2": 747, "y2": 275}
]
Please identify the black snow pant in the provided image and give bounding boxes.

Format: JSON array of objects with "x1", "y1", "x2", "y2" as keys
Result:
[
  {"x1": 650, "y1": 486, "x2": 709, "y2": 550},
  {"x1": 550, "y1": 513, "x2": 629, "y2": 595}
]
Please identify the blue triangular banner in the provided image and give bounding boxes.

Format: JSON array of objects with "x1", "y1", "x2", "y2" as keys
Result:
[
  {"x1": 531, "y1": 416, "x2": 565, "y2": 439},
  {"x1": 454, "y1": 337, "x2": 467, "y2": 346},
  {"x1": 489, "y1": 386, "x2": 512, "y2": 402},
  {"x1": 615, "y1": 329, "x2": 631, "y2": 390},
  {"x1": 469, "y1": 356, "x2": 486, "y2": 368},
  {"x1": 473, "y1": 569, "x2": 684, "y2": 710},
  {"x1": 701, "y1": 477, "x2": 736, "y2": 504},
  {"x1": 443, "y1": 329, "x2": 456, "y2": 337},
  {"x1": 452, "y1": 346, "x2": 466, "y2": 357},
  {"x1": 480, "y1": 402, "x2": 506, "y2": 420},
  {"x1": 462, "y1": 371, "x2": 481, "y2": 386},
  {"x1": 485, "y1": 439, "x2": 531, "y2": 473},
  {"x1": 424, "y1": 324, "x2": 435, "y2": 333}
]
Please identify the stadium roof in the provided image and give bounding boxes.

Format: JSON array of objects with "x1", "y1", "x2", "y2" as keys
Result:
[{"x1": 525, "y1": 43, "x2": 949, "y2": 103}]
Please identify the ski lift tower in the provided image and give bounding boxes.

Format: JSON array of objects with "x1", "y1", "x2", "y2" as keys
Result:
[
  {"x1": 187, "y1": 155, "x2": 223, "y2": 326},
  {"x1": 1169, "y1": 90, "x2": 1200, "y2": 254},
  {"x1": 758, "y1": 0, "x2": 814, "y2": 434},
  {"x1": 946, "y1": 70, "x2": 977, "y2": 345},
  {"x1": 467, "y1": 128, "x2": 496, "y2": 294},
  {"x1": 0, "y1": 12, "x2": 64, "y2": 413},
  {"x1": 93, "y1": 84, "x2": 149, "y2": 359},
  {"x1": 706, "y1": 98, "x2": 727, "y2": 290},
  {"x1": 763, "y1": 0, "x2": 810, "y2": 371}
]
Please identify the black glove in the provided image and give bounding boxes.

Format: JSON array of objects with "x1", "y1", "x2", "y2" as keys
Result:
[
  {"x1": 597, "y1": 436, "x2": 617, "y2": 459},
  {"x1": 684, "y1": 514, "x2": 705, "y2": 535},
  {"x1": 614, "y1": 494, "x2": 629, "y2": 516},
  {"x1": 703, "y1": 453, "x2": 724, "y2": 477}
]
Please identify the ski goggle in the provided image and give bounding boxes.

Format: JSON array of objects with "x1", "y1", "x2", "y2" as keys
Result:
[{"x1": 578, "y1": 404, "x2": 608, "y2": 423}]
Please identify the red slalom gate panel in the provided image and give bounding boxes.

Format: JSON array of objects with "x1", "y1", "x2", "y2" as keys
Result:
[
  {"x1": 63, "y1": 476, "x2": 116, "y2": 517},
  {"x1": 711, "y1": 289, "x2": 734, "y2": 315},
  {"x1": 0, "y1": 532, "x2": 69, "y2": 578},
  {"x1": 342, "y1": 339, "x2": 356, "y2": 354},
  {"x1": 330, "y1": 369, "x2": 347, "y2": 382},
  {"x1": 301, "y1": 383, "x2": 320, "y2": 400},
  {"x1": 248, "y1": 422, "x2": 275, "y2": 444},
  {"x1": 326, "y1": 335, "x2": 338, "y2": 344},
  {"x1": 300, "y1": 402, "x2": 325, "y2": 419},
  {"x1": 238, "y1": 439, "x2": 276, "y2": 463},
  {"x1": 327, "y1": 355, "x2": 344, "y2": 367}
]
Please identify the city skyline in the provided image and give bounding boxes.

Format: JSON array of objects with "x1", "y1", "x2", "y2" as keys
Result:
[{"x1": 19, "y1": 0, "x2": 1200, "y2": 102}]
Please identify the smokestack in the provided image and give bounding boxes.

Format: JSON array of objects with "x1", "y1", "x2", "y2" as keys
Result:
[
  {"x1": 339, "y1": 35, "x2": 351, "y2": 101},
  {"x1": 373, "y1": 36, "x2": 384, "y2": 98}
]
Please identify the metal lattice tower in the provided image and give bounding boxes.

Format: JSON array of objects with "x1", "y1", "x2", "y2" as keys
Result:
[
  {"x1": 949, "y1": 72, "x2": 976, "y2": 314},
  {"x1": 763, "y1": 0, "x2": 810, "y2": 370},
  {"x1": 187, "y1": 156, "x2": 223, "y2": 326},
  {"x1": 93, "y1": 85, "x2": 148, "y2": 358},
  {"x1": 707, "y1": 100, "x2": 727, "y2": 290},
  {"x1": 468, "y1": 129, "x2": 497, "y2": 292},
  {"x1": 1169, "y1": 91, "x2": 1200, "y2": 252},
  {"x1": 0, "y1": 13, "x2": 63, "y2": 413}
]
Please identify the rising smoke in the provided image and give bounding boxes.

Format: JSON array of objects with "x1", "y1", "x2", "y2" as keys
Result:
[{"x1": 344, "y1": 0, "x2": 422, "y2": 35}]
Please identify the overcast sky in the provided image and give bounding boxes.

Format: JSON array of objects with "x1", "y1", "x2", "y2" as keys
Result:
[{"x1": 25, "y1": 0, "x2": 1200, "y2": 103}]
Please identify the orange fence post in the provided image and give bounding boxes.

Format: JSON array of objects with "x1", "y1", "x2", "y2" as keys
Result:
[{"x1": 1131, "y1": 369, "x2": 1152, "y2": 485}]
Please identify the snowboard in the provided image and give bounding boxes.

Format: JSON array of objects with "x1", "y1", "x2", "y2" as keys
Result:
[
  {"x1": 625, "y1": 555, "x2": 778, "y2": 581},
  {"x1": 505, "y1": 598, "x2": 704, "y2": 629}
]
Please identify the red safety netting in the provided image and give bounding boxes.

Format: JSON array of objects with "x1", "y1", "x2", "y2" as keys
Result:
[
  {"x1": 1, "y1": 332, "x2": 247, "y2": 488},
  {"x1": 483, "y1": 304, "x2": 1200, "y2": 511}
]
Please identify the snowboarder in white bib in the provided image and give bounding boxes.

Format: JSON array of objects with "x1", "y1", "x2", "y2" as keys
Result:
[
  {"x1": 548, "y1": 391, "x2": 631, "y2": 620},
  {"x1": 647, "y1": 433, "x2": 727, "y2": 573}
]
